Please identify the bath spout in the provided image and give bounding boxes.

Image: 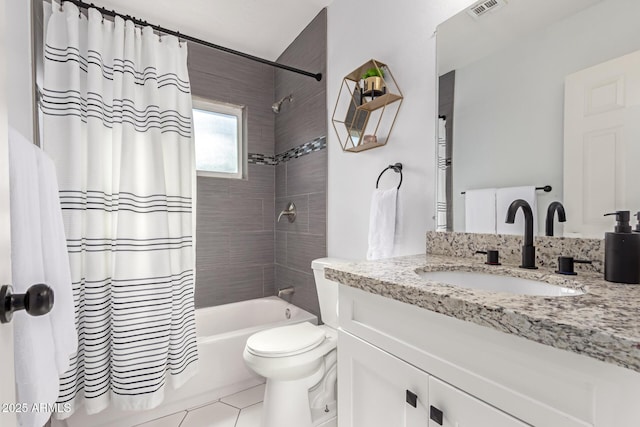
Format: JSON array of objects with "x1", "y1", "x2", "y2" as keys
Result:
[{"x1": 277, "y1": 287, "x2": 295, "y2": 298}]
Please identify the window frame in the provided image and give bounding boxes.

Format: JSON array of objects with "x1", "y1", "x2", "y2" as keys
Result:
[{"x1": 192, "y1": 96, "x2": 247, "y2": 180}]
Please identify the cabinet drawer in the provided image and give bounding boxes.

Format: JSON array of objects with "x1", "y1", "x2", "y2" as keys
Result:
[{"x1": 429, "y1": 376, "x2": 528, "y2": 427}]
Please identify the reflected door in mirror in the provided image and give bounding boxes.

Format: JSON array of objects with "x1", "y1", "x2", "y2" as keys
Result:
[{"x1": 564, "y1": 49, "x2": 640, "y2": 238}]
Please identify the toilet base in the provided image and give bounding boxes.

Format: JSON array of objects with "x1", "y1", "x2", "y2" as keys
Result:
[
  {"x1": 311, "y1": 401, "x2": 337, "y2": 426},
  {"x1": 262, "y1": 380, "x2": 337, "y2": 427},
  {"x1": 262, "y1": 378, "x2": 314, "y2": 427},
  {"x1": 261, "y1": 353, "x2": 337, "y2": 427}
]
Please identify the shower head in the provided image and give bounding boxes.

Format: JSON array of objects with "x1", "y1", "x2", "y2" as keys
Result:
[{"x1": 272, "y1": 94, "x2": 293, "y2": 113}]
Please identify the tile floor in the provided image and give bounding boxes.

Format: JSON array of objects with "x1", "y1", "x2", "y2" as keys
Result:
[
  {"x1": 135, "y1": 384, "x2": 266, "y2": 427},
  {"x1": 134, "y1": 382, "x2": 337, "y2": 427}
]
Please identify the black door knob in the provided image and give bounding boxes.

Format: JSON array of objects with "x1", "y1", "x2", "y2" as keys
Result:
[{"x1": 0, "y1": 284, "x2": 55, "y2": 323}]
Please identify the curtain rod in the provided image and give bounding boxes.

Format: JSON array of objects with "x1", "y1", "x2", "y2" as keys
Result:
[{"x1": 59, "y1": 0, "x2": 323, "y2": 81}]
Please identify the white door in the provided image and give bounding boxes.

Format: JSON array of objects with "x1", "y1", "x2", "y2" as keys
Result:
[
  {"x1": 0, "y1": 137, "x2": 16, "y2": 427},
  {"x1": 337, "y1": 331, "x2": 430, "y2": 427},
  {"x1": 564, "y1": 49, "x2": 640, "y2": 237},
  {"x1": 428, "y1": 377, "x2": 529, "y2": 427},
  {"x1": 0, "y1": 5, "x2": 17, "y2": 426}
]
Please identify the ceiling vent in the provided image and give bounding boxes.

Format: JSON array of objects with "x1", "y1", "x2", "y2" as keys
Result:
[{"x1": 466, "y1": 0, "x2": 507, "y2": 19}]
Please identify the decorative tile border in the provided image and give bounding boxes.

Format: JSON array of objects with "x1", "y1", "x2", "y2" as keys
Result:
[
  {"x1": 247, "y1": 153, "x2": 277, "y2": 166},
  {"x1": 248, "y1": 136, "x2": 326, "y2": 166}
]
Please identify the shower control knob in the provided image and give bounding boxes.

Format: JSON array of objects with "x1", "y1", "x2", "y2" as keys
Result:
[{"x1": 0, "y1": 284, "x2": 55, "y2": 324}]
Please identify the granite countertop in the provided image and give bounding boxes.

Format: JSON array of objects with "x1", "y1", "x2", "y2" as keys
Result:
[{"x1": 325, "y1": 254, "x2": 640, "y2": 373}]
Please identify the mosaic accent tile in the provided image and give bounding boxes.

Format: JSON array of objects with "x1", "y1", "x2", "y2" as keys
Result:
[
  {"x1": 247, "y1": 153, "x2": 277, "y2": 166},
  {"x1": 275, "y1": 136, "x2": 326, "y2": 164},
  {"x1": 247, "y1": 136, "x2": 326, "y2": 166}
]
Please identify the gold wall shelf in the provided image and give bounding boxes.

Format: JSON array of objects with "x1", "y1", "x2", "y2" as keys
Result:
[{"x1": 332, "y1": 59, "x2": 403, "y2": 153}]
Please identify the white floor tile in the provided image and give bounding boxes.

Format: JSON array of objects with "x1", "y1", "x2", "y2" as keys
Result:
[
  {"x1": 135, "y1": 411, "x2": 187, "y2": 427},
  {"x1": 220, "y1": 384, "x2": 265, "y2": 409},
  {"x1": 181, "y1": 402, "x2": 239, "y2": 427},
  {"x1": 235, "y1": 402, "x2": 263, "y2": 427}
]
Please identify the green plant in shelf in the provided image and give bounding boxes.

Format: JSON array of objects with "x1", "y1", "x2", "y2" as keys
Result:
[{"x1": 361, "y1": 67, "x2": 384, "y2": 79}]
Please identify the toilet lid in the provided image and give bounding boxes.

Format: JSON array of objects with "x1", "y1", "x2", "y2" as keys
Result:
[{"x1": 246, "y1": 322, "x2": 326, "y2": 358}]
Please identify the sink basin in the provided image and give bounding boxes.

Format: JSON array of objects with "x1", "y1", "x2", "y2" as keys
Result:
[{"x1": 417, "y1": 270, "x2": 584, "y2": 296}]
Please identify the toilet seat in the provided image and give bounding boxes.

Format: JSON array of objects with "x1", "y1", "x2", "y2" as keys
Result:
[{"x1": 246, "y1": 322, "x2": 326, "y2": 358}]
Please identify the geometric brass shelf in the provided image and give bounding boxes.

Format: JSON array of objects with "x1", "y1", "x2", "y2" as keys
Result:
[{"x1": 332, "y1": 59, "x2": 403, "y2": 153}]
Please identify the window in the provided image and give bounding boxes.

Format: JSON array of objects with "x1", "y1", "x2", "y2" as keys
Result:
[{"x1": 192, "y1": 97, "x2": 247, "y2": 179}]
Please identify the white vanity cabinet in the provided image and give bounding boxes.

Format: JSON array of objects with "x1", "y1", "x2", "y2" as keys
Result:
[
  {"x1": 337, "y1": 284, "x2": 640, "y2": 427},
  {"x1": 338, "y1": 330, "x2": 528, "y2": 427},
  {"x1": 338, "y1": 331, "x2": 430, "y2": 426}
]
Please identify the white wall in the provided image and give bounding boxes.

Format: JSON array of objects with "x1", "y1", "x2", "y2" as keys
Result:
[
  {"x1": 1, "y1": 1, "x2": 33, "y2": 425},
  {"x1": 7, "y1": 0, "x2": 35, "y2": 141},
  {"x1": 451, "y1": 0, "x2": 640, "y2": 233},
  {"x1": 0, "y1": 1, "x2": 18, "y2": 426},
  {"x1": 327, "y1": 0, "x2": 476, "y2": 260}
]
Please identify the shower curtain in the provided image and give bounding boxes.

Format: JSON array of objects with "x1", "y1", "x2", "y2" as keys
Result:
[
  {"x1": 41, "y1": 2, "x2": 198, "y2": 416},
  {"x1": 436, "y1": 118, "x2": 448, "y2": 231}
]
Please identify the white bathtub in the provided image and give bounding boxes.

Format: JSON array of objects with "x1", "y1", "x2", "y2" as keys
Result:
[{"x1": 55, "y1": 296, "x2": 317, "y2": 427}]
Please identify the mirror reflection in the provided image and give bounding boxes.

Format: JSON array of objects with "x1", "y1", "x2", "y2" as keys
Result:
[{"x1": 436, "y1": 0, "x2": 640, "y2": 238}]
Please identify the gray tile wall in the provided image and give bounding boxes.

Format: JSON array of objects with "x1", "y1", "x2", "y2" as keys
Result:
[
  {"x1": 274, "y1": 10, "x2": 328, "y2": 318},
  {"x1": 189, "y1": 44, "x2": 276, "y2": 308},
  {"x1": 275, "y1": 10, "x2": 328, "y2": 154},
  {"x1": 189, "y1": 10, "x2": 327, "y2": 312}
]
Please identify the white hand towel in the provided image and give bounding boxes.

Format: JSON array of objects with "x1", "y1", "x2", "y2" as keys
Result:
[
  {"x1": 9, "y1": 128, "x2": 77, "y2": 427},
  {"x1": 464, "y1": 188, "x2": 497, "y2": 233},
  {"x1": 367, "y1": 188, "x2": 398, "y2": 260},
  {"x1": 496, "y1": 186, "x2": 537, "y2": 235}
]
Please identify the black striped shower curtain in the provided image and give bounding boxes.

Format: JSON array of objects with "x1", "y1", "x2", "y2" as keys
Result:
[{"x1": 41, "y1": 1, "x2": 198, "y2": 417}]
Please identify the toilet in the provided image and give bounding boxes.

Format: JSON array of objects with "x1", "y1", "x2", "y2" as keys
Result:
[{"x1": 243, "y1": 258, "x2": 342, "y2": 427}]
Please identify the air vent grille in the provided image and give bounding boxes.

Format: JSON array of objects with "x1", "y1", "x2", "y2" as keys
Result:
[{"x1": 466, "y1": 0, "x2": 506, "y2": 19}]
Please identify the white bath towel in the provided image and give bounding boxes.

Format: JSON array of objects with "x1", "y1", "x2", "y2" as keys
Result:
[
  {"x1": 464, "y1": 188, "x2": 497, "y2": 233},
  {"x1": 367, "y1": 188, "x2": 398, "y2": 260},
  {"x1": 36, "y1": 146, "x2": 78, "y2": 373},
  {"x1": 496, "y1": 186, "x2": 538, "y2": 236},
  {"x1": 9, "y1": 128, "x2": 77, "y2": 427}
]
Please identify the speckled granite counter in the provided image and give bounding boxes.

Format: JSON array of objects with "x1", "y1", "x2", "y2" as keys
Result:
[{"x1": 325, "y1": 253, "x2": 640, "y2": 373}]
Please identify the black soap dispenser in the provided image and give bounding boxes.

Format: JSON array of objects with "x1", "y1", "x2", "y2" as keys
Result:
[
  {"x1": 604, "y1": 211, "x2": 640, "y2": 284},
  {"x1": 634, "y1": 212, "x2": 640, "y2": 233}
]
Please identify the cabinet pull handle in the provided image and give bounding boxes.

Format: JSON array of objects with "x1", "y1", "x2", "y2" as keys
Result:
[
  {"x1": 430, "y1": 405, "x2": 443, "y2": 425},
  {"x1": 405, "y1": 390, "x2": 417, "y2": 408}
]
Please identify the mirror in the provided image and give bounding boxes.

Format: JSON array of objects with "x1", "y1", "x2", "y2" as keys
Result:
[{"x1": 436, "y1": 0, "x2": 640, "y2": 237}]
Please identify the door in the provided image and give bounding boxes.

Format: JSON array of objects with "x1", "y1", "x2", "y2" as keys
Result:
[
  {"x1": 428, "y1": 377, "x2": 529, "y2": 427},
  {"x1": 0, "y1": 2, "x2": 17, "y2": 426},
  {"x1": 338, "y1": 331, "x2": 430, "y2": 427},
  {"x1": 564, "y1": 49, "x2": 640, "y2": 237}
]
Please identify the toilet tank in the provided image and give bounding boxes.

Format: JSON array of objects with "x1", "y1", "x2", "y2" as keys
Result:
[{"x1": 311, "y1": 258, "x2": 346, "y2": 329}]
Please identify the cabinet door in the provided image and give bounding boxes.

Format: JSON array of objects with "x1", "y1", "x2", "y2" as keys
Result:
[
  {"x1": 428, "y1": 377, "x2": 530, "y2": 427},
  {"x1": 338, "y1": 331, "x2": 429, "y2": 427}
]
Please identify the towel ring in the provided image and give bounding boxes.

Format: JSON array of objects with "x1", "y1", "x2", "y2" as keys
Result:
[{"x1": 376, "y1": 163, "x2": 403, "y2": 190}]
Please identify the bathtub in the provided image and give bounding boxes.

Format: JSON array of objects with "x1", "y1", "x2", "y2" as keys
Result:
[{"x1": 54, "y1": 296, "x2": 317, "y2": 427}]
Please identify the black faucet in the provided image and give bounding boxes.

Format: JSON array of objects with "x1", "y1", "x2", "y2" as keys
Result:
[
  {"x1": 505, "y1": 199, "x2": 537, "y2": 269},
  {"x1": 545, "y1": 201, "x2": 566, "y2": 237}
]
